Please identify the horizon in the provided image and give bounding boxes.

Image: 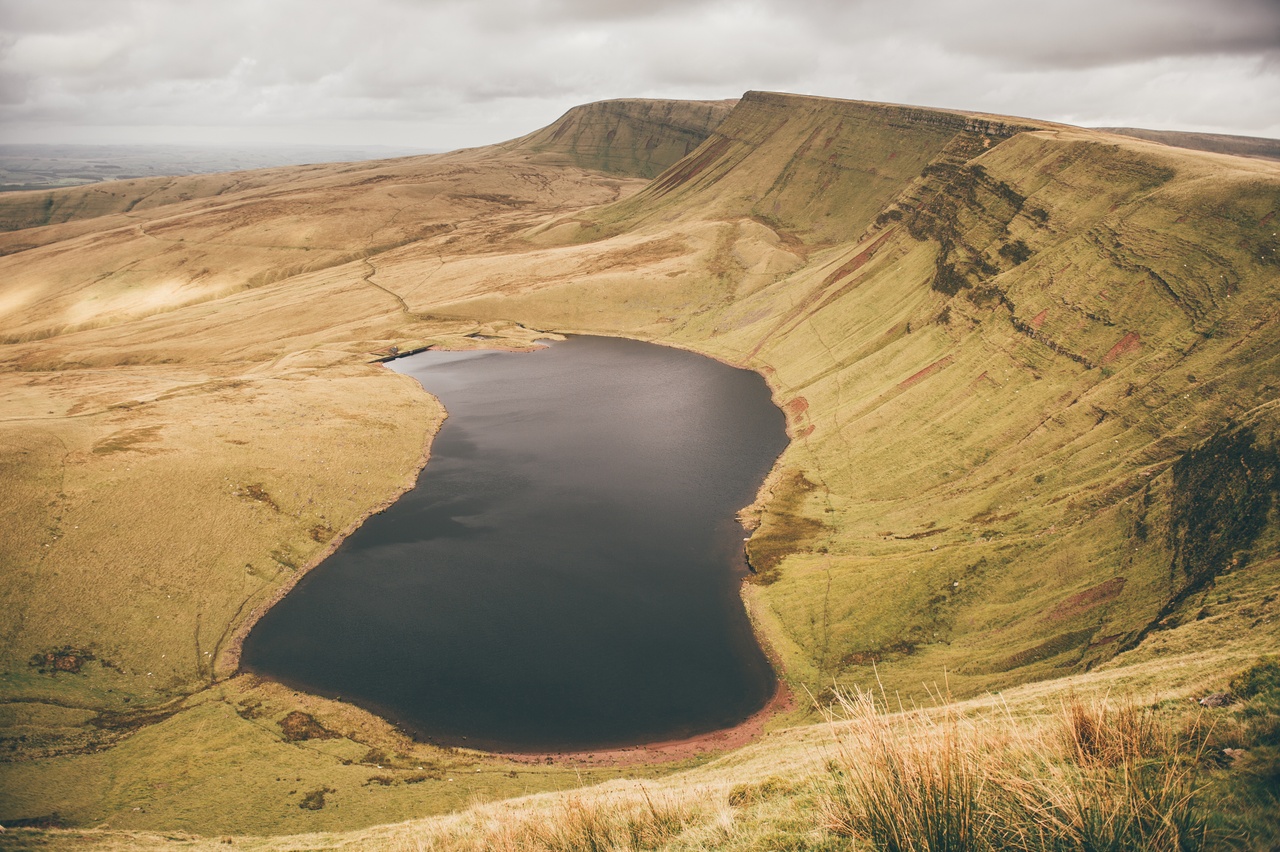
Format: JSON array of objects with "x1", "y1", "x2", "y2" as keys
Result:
[
  {"x1": 2, "y1": 58, "x2": 1279, "y2": 845},
  {"x1": 2, "y1": 0, "x2": 1276, "y2": 149}
]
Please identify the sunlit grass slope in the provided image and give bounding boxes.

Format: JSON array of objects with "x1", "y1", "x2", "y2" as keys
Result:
[
  {"x1": 0, "y1": 99, "x2": 729, "y2": 835},
  {"x1": 505, "y1": 97, "x2": 737, "y2": 179},
  {"x1": 1, "y1": 91, "x2": 1278, "y2": 845},
  {"x1": 425, "y1": 92, "x2": 1280, "y2": 700}
]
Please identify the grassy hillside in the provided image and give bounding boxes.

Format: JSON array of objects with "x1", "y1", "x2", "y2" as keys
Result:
[
  {"x1": 1099, "y1": 127, "x2": 1280, "y2": 162},
  {"x1": 433, "y1": 93, "x2": 1280, "y2": 699},
  {"x1": 1, "y1": 91, "x2": 1278, "y2": 845},
  {"x1": 507, "y1": 97, "x2": 737, "y2": 178},
  {"x1": 0, "y1": 98, "x2": 731, "y2": 241}
]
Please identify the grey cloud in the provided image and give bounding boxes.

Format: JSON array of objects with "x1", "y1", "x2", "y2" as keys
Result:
[
  {"x1": 542, "y1": 0, "x2": 719, "y2": 22},
  {"x1": 0, "y1": 0, "x2": 123, "y2": 34},
  {"x1": 969, "y1": 2, "x2": 1278, "y2": 68},
  {"x1": 0, "y1": 0, "x2": 1276, "y2": 146},
  {"x1": 0, "y1": 71, "x2": 28, "y2": 105},
  {"x1": 807, "y1": 0, "x2": 1280, "y2": 69}
]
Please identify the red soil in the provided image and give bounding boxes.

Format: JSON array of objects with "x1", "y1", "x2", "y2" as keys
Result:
[
  {"x1": 898, "y1": 354, "x2": 955, "y2": 390},
  {"x1": 1101, "y1": 331, "x2": 1141, "y2": 364},
  {"x1": 1046, "y1": 577, "x2": 1127, "y2": 622},
  {"x1": 494, "y1": 681, "x2": 797, "y2": 768}
]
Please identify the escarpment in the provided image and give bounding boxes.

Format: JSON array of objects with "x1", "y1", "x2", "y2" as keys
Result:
[{"x1": 1, "y1": 91, "x2": 1278, "y2": 834}]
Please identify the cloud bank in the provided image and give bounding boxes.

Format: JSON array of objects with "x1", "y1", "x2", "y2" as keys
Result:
[{"x1": 1, "y1": 0, "x2": 1276, "y2": 147}]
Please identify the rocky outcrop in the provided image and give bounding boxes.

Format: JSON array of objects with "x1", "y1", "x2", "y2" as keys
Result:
[{"x1": 509, "y1": 97, "x2": 737, "y2": 178}]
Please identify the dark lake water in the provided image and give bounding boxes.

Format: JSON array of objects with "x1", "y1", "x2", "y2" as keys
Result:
[{"x1": 240, "y1": 335, "x2": 788, "y2": 751}]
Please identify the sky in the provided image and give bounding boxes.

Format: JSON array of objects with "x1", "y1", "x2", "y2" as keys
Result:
[{"x1": 1, "y1": 0, "x2": 1277, "y2": 150}]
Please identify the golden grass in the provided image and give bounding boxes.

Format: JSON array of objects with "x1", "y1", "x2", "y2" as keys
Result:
[
  {"x1": 818, "y1": 686, "x2": 1208, "y2": 852},
  {"x1": 4, "y1": 652, "x2": 1257, "y2": 851},
  {"x1": 1, "y1": 92, "x2": 1279, "y2": 843}
]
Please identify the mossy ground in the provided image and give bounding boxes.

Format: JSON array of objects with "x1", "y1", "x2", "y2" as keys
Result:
[{"x1": 1, "y1": 93, "x2": 1278, "y2": 845}]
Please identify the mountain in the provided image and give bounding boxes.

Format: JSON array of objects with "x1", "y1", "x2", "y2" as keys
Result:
[
  {"x1": 0, "y1": 91, "x2": 1277, "y2": 844},
  {"x1": 1097, "y1": 127, "x2": 1280, "y2": 162},
  {"x1": 428, "y1": 90, "x2": 1280, "y2": 693},
  {"x1": 505, "y1": 96, "x2": 738, "y2": 177}
]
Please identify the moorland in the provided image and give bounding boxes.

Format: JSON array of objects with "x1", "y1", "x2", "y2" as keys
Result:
[{"x1": 0, "y1": 92, "x2": 1278, "y2": 849}]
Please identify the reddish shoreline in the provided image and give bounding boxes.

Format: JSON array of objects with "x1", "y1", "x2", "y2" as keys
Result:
[
  {"x1": 491, "y1": 679, "x2": 795, "y2": 767},
  {"x1": 225, "y1": 334, "x2": 796, "y2": 771}
]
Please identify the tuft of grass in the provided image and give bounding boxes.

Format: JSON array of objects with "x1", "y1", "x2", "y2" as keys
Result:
[
  {"x1": 1001, "y1": 720, "x2": 1208, "y2": 852},
  {"x1": 1059, "y1": 691, "x2": 1161, "y2": 767},
  {"x1": 380, "y1": 787, "x2": 711, "y2": 852},
  {"x1": 818, "y1": 688, "x2": 991, "y2": 852},
  {"x1": 818, "y1": 687, "x2": 1209, "y2": 852},
  {"x1": 511, "y1": 788, "x2": 698, "y2": 852}
]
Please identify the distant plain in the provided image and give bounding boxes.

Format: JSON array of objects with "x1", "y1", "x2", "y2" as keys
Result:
[{"x1": 0, "y1": 144, "x2": 435, "y2": 192}]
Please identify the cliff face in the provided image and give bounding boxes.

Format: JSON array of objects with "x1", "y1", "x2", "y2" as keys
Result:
[
  {"x1": 452, "y1": 91, "x2": 1280, "y2": 694},
  {"x1": 509, "y1": 97, "x2": 737, "y2": 179},
  {"x1": 1, "y1": 92, "x2": 1279, "y2": 831},
  {"x1": 574, "y1": 90, "x2": 1042, "y2": 245}
]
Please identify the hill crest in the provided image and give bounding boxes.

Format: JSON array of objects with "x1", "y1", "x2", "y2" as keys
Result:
[{"x1": 0, "y1": 90, "x2": 1278, "y2": 842}]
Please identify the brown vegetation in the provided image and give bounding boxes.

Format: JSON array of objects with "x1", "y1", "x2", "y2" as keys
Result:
[{"x1": 0, "y1": 90, "x2": 1278, "y2": 844}]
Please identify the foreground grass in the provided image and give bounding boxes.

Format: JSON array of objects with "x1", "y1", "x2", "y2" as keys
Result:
[
  {"x1": 820, "y1": 689, "x2": 1207, "y2": 851},
  {"x1": 2, "y1": 92, "x2": 1280, "y2": 841},
  {"x1": 6, "y1": 651, "x2": 1279, "y2": 850}
]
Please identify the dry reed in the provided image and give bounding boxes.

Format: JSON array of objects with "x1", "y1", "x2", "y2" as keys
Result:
[
  {"x1": 386, "y1": 786, "x2": 710, "y2": 852},
  {"x1": 818, "y1": 687, "x2": 1209, "y2": 851}
]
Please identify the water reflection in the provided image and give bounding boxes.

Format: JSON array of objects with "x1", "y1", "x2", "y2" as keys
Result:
[{"x1": 241, "y1": 336, "x2": 788, "y2": 751}]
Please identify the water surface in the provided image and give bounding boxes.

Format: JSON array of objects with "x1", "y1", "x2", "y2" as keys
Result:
[{"x1": 241, "y1": 335, "x2": 788, "y2": 751}]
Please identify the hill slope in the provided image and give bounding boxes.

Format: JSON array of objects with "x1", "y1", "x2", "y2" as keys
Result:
[
  {"x1": 506, "y1": 96, "x2": 737, "y2": 178},
  {"x1": 424, "y1": 91, "x2": 1280, "y2": 695},
  {"x1": 0, "y1": 91, "x2": 1278, "y2": 842},
  {"x1": 1098, "y1": 126, "x2": 1280, "y2": 161},
  {"x1": 0, "y1": 98, "x2": 732, "y2": 237}
]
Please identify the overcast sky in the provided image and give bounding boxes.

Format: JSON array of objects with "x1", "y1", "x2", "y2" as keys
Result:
[{"x1": 2, "y1": 0, "x2": 1277, "y2": 149}]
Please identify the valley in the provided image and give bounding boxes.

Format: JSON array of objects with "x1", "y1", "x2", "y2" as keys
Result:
[{"x1": 0, "y1": 91, "x2": 1277, "y2": 847}]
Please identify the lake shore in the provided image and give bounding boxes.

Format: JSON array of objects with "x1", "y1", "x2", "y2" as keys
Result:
[
  {"x1": 491, "y1": 677, "x2": 796, "y2": 767},
  {"x1": 239, "y1": 335, "x2": 788, "y2": 753}
]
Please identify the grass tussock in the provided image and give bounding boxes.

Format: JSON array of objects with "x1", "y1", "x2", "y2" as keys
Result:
[
  {"x1": 818, "y1": 687, "x2": 1208, "y2": 852},
  {"x1": 4, "y1": 92, "x2": 1280, "y2": 840},
  {"x1": 387, "y1": 787, "x2": 712, "y2": 852},
  {"x1": 1059, "y1": 691, "x2": 1163, "y2": 767},
  {"x1": 819, "y1": 689, "x2": 991, "y2": 851}
]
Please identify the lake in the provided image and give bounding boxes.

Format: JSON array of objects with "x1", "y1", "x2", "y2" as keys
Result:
[{"x1": 240, "y1": 335, "x2": 789, "y2": 751}]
